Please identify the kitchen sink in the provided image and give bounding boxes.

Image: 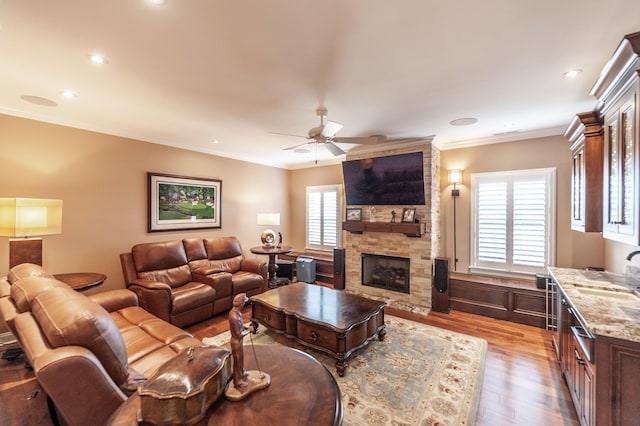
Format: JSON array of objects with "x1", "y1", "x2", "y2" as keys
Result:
[{"x1": 576, "y1": 286, "x2": 640, "y2": 301}]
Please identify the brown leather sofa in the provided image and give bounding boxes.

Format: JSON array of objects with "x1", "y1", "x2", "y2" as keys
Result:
[
  {"x1": 120, "y1": 237, "x2": 267, "y2": 328},
  {"x1": 11, "y1": 272, "x2": 204, "y2": 426}
]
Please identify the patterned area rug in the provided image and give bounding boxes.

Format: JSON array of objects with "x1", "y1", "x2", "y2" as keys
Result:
[{"x1": 204, "y1": 315, "x2": 487, "y2": 426}]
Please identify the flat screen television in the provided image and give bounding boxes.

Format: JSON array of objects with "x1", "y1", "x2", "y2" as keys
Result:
[{"x1": 342, "y1": 151, "x2": 426, "y2": 205}]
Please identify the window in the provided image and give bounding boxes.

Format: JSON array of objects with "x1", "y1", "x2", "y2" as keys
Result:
[
  {"x1": 470, "y1": 168, "x2": 556, "y2": 276},
  {"x1": 306, "y1": 185, "x2": 341, "y2": 251}
]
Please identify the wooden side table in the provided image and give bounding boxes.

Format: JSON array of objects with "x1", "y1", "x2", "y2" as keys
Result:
[
  {"x1": 54, "y1": 272, "x2": 106, "y2": 292},
  {"x1": 249, "y1": 246, "x2": 293, "y2": 288},
  {"x1": 107, "y1": 344, "x2": 343, "y2": 426}
]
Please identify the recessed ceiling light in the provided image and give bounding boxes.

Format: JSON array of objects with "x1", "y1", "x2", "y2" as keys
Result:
[
  {"x1": 210, "y1": 139, "x2": 219, "y2": 144},
  {"x1": 20, "y1": 95, "x2": 58, "y2": 107},
  {"x1": 450, "y1": 117, "x2": 478, "y2": 126},
  {"x1": 563, "y1": 69, "x2": 582, "y2": 79},
  {"x1": 61, "y1": 90, "x2": 77, "y2": 99},
  {"x1": 89, "y1": 53, "x2": 108, "y2": 65}
]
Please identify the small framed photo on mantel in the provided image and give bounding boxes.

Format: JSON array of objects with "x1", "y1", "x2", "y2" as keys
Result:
[
  {"x1": 346, "y1": 208, "x2": 362, "y2": 222},
  {"x1": 401, "y1": 208, "x2": 416, "y2": 223}
]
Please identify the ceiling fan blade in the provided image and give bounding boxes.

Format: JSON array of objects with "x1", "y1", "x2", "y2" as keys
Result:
[
  {"x1": 324, "y1": 141, "x2": 346, "y2": 156},
  {"x1": 283, "y1": 141, "x2": 311, "y2": 150},
  {"x1": 321, "y1": 121, "x2": 343, "y2": 138},
  {"x1": 271, "y1": 132, "x2": 308, "y2": 139},
  {"x1": 332, "y1": 136, "x2": 382, "y2": 145}
]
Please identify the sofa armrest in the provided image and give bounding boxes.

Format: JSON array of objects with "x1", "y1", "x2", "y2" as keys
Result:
[
  {"x1": 0, "y1": 278, "x2": 10, "y2": 298},
  {"x1": 88, "y1": 289, "x2": 139, "y2": 313},
  {"x1": 37, "y1": 346, "x2": 127, "y2": 426},
  {"x1": 192, "y1": 271, "x2": 230, "y2": 286},
  {"x1": 240, "y1": 257, "x2": 267, "y2": 275},
  {"x1": 191, "y1": 266, "x2": 224, "y2": 276},
  {"x1": 0, "y1": 297, "x2": 19, "y2": 336},
  {"x1": 127, "y1": 280, "x2": 172, "y2": 323}
]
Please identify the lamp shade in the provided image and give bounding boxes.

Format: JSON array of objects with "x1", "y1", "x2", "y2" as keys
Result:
[
  {"x1": 0, "y1": 198, "x2": 63, "y2": 237},
  {"x1": 257, "y1": 213, "x2": 280, "y2": 226},
  {"x1": 448, "y1": 169, "x2": 462, "y2": 185}
]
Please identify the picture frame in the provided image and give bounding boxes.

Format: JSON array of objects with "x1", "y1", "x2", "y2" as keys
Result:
[
  {"x1": 346, "y1": 207, "x2": 362, "y2": 222},
  {"x1": 148, "y1": 172, "x2": 222, "y2": 232},
  {"x1": 401, "y1": 207, "x2": 416, "y2": 223}
]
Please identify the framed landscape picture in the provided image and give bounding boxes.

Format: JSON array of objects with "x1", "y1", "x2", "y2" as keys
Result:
[{"x1": 148, "y1": 172, "x2": 222, "y2": 232}]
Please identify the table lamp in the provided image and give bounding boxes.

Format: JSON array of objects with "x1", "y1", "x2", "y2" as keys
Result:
[
  {"x1": 257, "y1": 213, "x2": 280, "y2": 248},
  {"x1": 0, "y1": 198, "x2": 63, "y2": 268}
]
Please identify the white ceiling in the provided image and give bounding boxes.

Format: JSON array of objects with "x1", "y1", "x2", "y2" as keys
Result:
[{"x1": 1, "y1": 1, "x2": 639, "y2": 169}]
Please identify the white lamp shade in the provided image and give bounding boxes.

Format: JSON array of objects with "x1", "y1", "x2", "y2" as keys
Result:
[
  {"x1": 0, "y1": 198, "x2": 63, "y2": 237},
  {"x1": 448, "y1": 169, "x2": 462, "y2": 185},
  {"x1": 257, "y1": 213, "x2": 280, "y2": 226}
]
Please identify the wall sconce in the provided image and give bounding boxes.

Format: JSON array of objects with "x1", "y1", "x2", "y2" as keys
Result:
[
  {"x1": 257, "y1": 213, "x2": 281, "y2": 248},
  {"x1": 0, "y1": 198, "x2": 63, "y2": 268},
  {"x1": 447, "y1": 170, "x2": 462, "y2": 271},
  {"x1": 448, "y1": 169, "x2": 462, "y2": 197}
]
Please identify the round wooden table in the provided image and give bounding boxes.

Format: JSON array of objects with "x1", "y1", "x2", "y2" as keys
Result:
[
  {"x1": 250, "y1": 246, "x2": 294, "y2": 288},
  {"x1": 107, "y1": 345, "x2": 343, "y2": 426},
  {"x1": 53, "y1": 272, "x2": 106, "y2": 292}
]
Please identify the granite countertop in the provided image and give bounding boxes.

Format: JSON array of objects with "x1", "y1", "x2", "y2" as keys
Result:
[{"x1": 548, "y1": 267, "x2": 640, "y2": 344}]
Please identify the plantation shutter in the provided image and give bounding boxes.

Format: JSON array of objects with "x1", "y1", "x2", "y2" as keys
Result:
[
  {"x1": 471, "y1": 168, "x2": 556, "y2": 276},
  {"x1": 306, "y1": 185, "x2": 341, "y2": 250}
]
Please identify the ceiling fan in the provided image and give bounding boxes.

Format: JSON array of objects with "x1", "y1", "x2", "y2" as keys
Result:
[{"x1": 280, "y1": 107, "x2": 391, "y2": 157}]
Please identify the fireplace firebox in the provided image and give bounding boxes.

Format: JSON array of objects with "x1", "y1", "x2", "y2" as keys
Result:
[{"x1": 361, "y1": 253, "x2": 410, "y2": 294}]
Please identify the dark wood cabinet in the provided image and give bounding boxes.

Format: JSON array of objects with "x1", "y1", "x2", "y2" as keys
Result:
[
  {"x1": 564, "y1": 111, "x2": 603, "y2": 232},
  {"x1": 590, "y1": 31, "x2": 640, "y2": 244},
  {"x1": 555, "y1": 282, "x2": 640, "y2": 426}
]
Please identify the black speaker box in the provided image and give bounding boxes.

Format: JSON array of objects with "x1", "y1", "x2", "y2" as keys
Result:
[
  {"x1": 333, "y1": 248, "x2": 345, "y2": 290},
  {"x1": 432, "y1": 257, "x2": 450, "y2": 313}
]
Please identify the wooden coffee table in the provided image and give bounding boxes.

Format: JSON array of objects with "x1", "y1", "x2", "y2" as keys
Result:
[
  {"x1": 107, "y1": 345, "x2": 343, "y2": 426},
  {"x1": 250, "y1": 283, "x2": 386, "y2": 376}
]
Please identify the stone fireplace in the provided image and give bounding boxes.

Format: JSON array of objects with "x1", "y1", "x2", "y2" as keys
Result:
[{"x1": 343, "y1": 142, "x2": 440, "y2": 311}]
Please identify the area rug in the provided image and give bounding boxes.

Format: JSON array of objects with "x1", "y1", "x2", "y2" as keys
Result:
[{"x1": 204, "y1": 315, "x2": 487, "y2": 426}]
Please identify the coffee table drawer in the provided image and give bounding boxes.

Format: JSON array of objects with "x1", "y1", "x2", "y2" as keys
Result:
[
  {"x1": 297, "y1": 321, "x2": 337, "y2": 351},
  {"x1": 252, "y1": 303, "x2": 286, "y2": 331}
]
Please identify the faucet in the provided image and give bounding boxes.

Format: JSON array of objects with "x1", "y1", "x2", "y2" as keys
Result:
[{"x1": 626, "y1": 250, "x2": 640, "y2": 261}]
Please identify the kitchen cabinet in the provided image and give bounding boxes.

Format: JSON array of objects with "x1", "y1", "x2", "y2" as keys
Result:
[
  {"x1": 564, "y1": 112, "x2": 603, "y2": 232},
  {"x1": 557, "y1": 285, "x2": 595, "y2": 426},
  {"x1": 589, "y1": 31, "x2": 640, "y2": 244},
  {"x1": 550, "y1": 268, "x2": 640, "y2": 426},
  {"x1": 602, "y1": 85, "x2": 639, "y2": 243}
]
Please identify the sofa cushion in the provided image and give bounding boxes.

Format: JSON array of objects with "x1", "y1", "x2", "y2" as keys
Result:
[
  {"x1": 203, "y1": 237, "x2": 243, "y2": 260},
  {"x1": 10, "y1": 276, "x2": 70, "y2": 313},
  {"x1": 31, "y1": 287, "x2": 129, "y2": 386},
  {"x1": 171, "y1": 282, "x2": 216, "y2": 314},
  {"x1": 7, "y1": 263, "x2": 53, "y2": 284},
  {"x1": 132, "y1": 241, "x2": 192, "y2": 288}
]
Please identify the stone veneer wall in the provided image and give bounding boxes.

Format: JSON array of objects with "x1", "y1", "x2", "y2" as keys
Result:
[{"x1": 344, "y1": 142, "x2": 440, "y2": 311}]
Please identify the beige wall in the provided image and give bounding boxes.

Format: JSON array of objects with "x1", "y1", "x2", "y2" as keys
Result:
[
  {"x1": 0, "y1": 114, "x2": 289, "y2": 292},
  {"x1": 439, "y1": 135, "x2": 606, "y2": 272},
  {"x1": 287, "y1": 164, "x2": 343, "y2": 251}
]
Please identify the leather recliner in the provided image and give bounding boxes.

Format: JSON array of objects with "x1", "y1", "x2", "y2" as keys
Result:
[
  {"x1": 119, "y1": 240, "x2": 217, "y2": 328},
  {"x1": 13, "y1": 277, "x2": 204, "y2": 426},
  {"x1": 183, "y1": 236, "x2": 267, "y2": 299}
]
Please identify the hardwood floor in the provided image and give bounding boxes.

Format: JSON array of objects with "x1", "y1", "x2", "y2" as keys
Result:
[{"x1": 0, "y1": 308, "x2": 579, "y2": 426}]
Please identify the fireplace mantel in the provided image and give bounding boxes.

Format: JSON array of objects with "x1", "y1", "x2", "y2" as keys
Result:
[{"x1": 342, "y1": 221, "x2": 425, "y2": 237}]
